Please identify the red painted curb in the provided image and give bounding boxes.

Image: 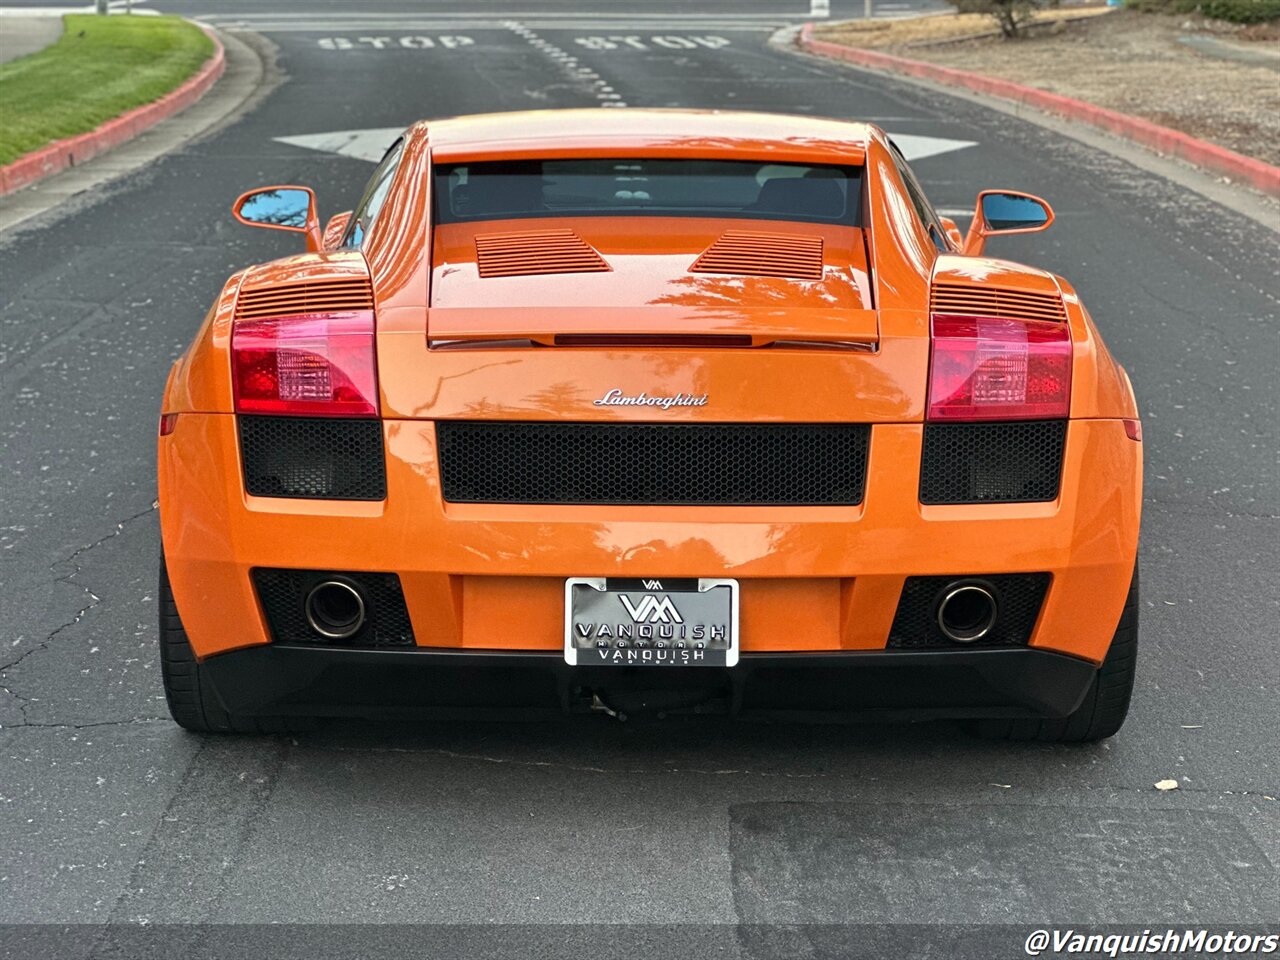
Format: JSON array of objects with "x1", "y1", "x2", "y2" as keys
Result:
[
  {"x1": 0, "y1": 24, "x2": 226, "y2": 197},
  {"x1": 799, "y1": 23, "x2": 1280, "y2": 197}
]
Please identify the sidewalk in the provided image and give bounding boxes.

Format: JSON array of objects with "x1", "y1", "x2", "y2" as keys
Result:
[{"x1": 0, "y1": 16, "x2": 63, "y2": 65}]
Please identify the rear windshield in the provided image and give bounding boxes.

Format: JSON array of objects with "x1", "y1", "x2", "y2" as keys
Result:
[{"x1": 434, "y1": 159, "x2": 861, "y2": 226}]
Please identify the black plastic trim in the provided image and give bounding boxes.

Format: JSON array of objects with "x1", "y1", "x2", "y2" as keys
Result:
[
  {"x1": 239, "y1": 415, "x2": 386, "y2": 501},
  {"x1": 199, "y1": 645, "x2": 1098, "y2": 723},
  {"x1": 920, "y1": 419, "x2": 1066, "y2": 505}
]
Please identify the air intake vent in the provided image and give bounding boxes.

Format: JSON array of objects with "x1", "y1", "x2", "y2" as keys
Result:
[
  {"x1": 930, "y1": 283, "x2": 1066, "y2": 323},
  {"x1": 437, "y1": 421, "x2": 869, "y2": 505},
  {"x1": 691, "y1": 231, "x2": 824, "y2": 280},
  {"x1": 475, "y1": 229, "x2": 610, "y2": 278},
  {"x1": 235, "y1": 277, "x2": 374, "y2": 321}
]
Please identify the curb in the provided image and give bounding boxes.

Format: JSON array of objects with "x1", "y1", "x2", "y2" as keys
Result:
[
  {"x1": 798, "y1": 23, "x2": 1280, "y2": 197},
  {"x1": 0, "y1": 25, "x2": 226, "y2": 197}
]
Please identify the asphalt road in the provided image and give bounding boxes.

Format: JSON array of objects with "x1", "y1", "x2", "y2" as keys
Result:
[
  {"x1": 0, "y1": 2, "x2": 1277, "y2": 957},
  {"x1": 1, "y1": 0, "x2": 948, "y2": 20}
]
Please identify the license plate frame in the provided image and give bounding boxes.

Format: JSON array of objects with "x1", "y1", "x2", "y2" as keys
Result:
[{"x1": 563, "y1": 577, "x2": 739, "y2": 667}]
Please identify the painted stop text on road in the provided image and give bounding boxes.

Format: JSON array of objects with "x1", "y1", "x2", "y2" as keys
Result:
[
  {"x1": 317, "y1": 36, "x2": 476, "y2": 50},
  {"x1": 315, "y1": 35, "x2": 733, "y2": 52},
  {"x1": 573, "y1": 36, "x2": 732, "y2": 50}
]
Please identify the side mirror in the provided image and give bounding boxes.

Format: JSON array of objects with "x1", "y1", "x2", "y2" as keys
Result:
[
  {"x1": 322, "y1": 211, "x2": 353, "y2": 251},
  {"x1": 232, "y1": 185, "x2": 322, "y2": 252},
  {"x1": 962, "y1": 190, "x2": 1054, "y2": 257}
]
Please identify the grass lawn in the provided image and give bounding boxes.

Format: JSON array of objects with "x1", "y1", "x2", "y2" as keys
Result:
[{"x1": 0, "y1": 14, "x2": 214, "y2": 166}]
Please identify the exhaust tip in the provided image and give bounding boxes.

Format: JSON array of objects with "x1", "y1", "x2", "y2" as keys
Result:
[
  {"x1": 304, "y1": 580, "x2": 366, "y2": 640},
  {"x1": 936, "y1": 582, "x2": 998, "y2": 644}
]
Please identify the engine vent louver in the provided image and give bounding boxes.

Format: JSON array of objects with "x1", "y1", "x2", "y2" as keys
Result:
[
  {"x1": 475, "y1": 229, "x2": 611, "y2": 278},
  {"x1": 234, "y1": 277, "x2": 374, "y2": 321},
  {"x1": 690, "y1": 231, "x2": 824, "y2": 281},
  {"x1": 930, "y1": 283, "x2": 1067, "y2": 323}
]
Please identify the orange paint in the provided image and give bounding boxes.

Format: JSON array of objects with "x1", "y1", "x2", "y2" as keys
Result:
[{"x1": 159, "y1": 111, "x2": 1140, "y2": 670}]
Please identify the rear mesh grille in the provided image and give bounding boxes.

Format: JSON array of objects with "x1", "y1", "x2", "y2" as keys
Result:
[
  {"x1": 691, "y1": 231, "x2": 824, "y2": 280},
  {"x1": 253, "y1": 569, "x2": 414, "y2": 647},
  {"x1": 235, "y1": 278, "x2": 374, "y2": 320},
  {"x1": 475, "y1": 229, "x2": 610, "y2": 277},
  {"x1": 239, "y1": 416, "x2": 385, "y2": 500},
  {"x1": 887, "y1": 573, "x2": 1051, "y2": 649},
  {"x1": 437, "y1": 422, "x2": 870, "y2": 505},
  {"x1": 920, "y1": 420, "x2": 1066, "y2": 504},
  {"x1": 930, "y1": 283, "x2": 1066, "y2": 323}
]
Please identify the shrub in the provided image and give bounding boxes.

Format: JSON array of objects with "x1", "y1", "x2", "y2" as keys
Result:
[
  {"x1": 1200, "y1": 0, "x2": 1280, "y2": 23},
  {"x1": 943, "y1": 0, "x2": 1054, "y2": 38},
  {"x1": 1125, "y1": 0, "x2": 1280, "y2": 21},
  {"x1": 1124, "y1": 0, "x2": 1198, "y2": 12}
]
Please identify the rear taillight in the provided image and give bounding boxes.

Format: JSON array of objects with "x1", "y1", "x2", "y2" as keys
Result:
[
  {"x1": 927, "y1": 314, "x2": 1071, "y2": 421},
  {"x1": 232, "y1": 312, "x2": 378, "y2": 417}
]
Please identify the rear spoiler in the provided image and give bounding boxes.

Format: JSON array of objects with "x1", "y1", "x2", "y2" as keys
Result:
[{"x1": 425, "y1": 306, "x2": 879, "y2": 350}]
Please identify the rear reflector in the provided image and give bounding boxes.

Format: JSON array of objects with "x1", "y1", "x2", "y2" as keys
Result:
[
  {"x1": 232, "y1": 311, "x2": 378, "y2": 417},
  {"x1": 159, "y1": 412, "x2": 179, "y2": 436},
  {"x1": 928, "y1": 314, "x2": 1071, "y2": 421}
]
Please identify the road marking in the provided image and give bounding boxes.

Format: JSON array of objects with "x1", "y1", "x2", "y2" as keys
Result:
[
  {"x1": 316, "y1": 35, "x2": 475, "y2": 50},
  {"x1": 275, "y1": 128, "x2": 406, "y2": 162},
  {"x1": 194, "y1": 13, "x2": 786, "y2": 32},
  {"x1": 503, "y1": 20, "x2": 629, "y2": 108},
  {"x1": 204, "y1": 21, "x2": 779, "y2": 32},
  {"x1": 572, "y1": 35, "x2": 732, "y2": 51},
  {"x1": 275, "y1": 129, "x2": 977, "y2": 164},
  {"x1": 198, "y1": 11, "x2": 794, "y2": 23},
  {"x1": 890, "y1": 133, "x2": 978, "y2": 161}
]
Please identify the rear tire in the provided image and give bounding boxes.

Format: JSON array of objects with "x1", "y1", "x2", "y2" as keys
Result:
[
  {"x1": 967, "y1": 564, "x2": 1138, "y2": 743},
  {"x1": 159, "y1": 556, "x2": 312, "y2": 734}
]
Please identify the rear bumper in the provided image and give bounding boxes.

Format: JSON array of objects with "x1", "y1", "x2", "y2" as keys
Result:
[
  {"x1": 201, "y1": 644, "x2": 1098, "y2": 722},
  {"x1": 159, "y1": 414, "x2": 1141, "y2": 664}
]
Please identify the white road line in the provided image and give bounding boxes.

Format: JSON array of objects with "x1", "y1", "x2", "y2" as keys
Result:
[
  {"x1": 206, "y1": 22, "x2": 781, "y2": 33},
  {"x1": 199, "y1": 11, "x2": 795, "y2": 22}
]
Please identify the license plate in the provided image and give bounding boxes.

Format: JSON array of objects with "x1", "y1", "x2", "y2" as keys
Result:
[{"x1": 564, "y1": 578, "x2": 739, "y2": 667}]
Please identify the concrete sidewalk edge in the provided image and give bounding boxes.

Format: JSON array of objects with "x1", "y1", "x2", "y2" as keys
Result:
[
  {"x1": 798, "y1": 23, "x2": 1280, "y2": 198},
  {"x1": 0, "y1": 22, "x2": 226, "y2": 197}
]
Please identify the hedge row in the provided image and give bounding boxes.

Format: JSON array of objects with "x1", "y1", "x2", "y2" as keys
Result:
[
  {"x1": 1201, "y1": 0, "x2": 1280, "y2": 22},
  {"x1": 1126, "y1": 0, "x2": 1280, "y2": 22}
]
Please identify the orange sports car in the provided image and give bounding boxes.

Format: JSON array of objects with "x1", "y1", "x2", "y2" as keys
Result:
[{"x1": 157, "y1": 110, "x2": 1141, "y2": 739}]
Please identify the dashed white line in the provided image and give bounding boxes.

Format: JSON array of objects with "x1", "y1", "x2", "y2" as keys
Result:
[{"x1": 503, "y1": 20, "x2": 628, "y2": 109}]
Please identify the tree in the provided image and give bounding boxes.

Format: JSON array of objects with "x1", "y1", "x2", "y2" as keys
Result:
[{"x1": 945, "y1": 0, "x2": 1055, "y2": 38}]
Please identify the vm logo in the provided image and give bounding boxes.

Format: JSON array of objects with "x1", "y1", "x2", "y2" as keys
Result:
[{"x1": 620, "y1": 594, "x2": 683, "y2": 624}]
